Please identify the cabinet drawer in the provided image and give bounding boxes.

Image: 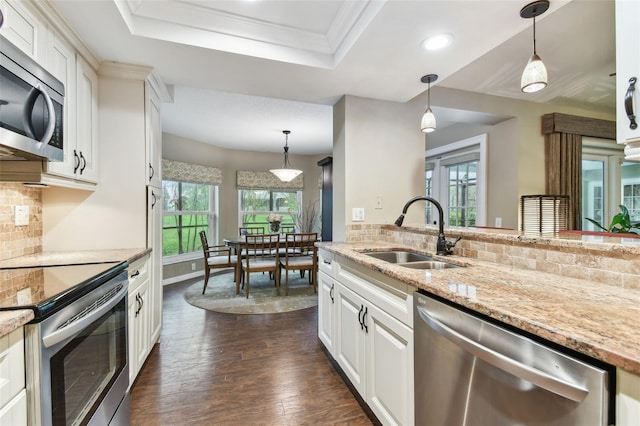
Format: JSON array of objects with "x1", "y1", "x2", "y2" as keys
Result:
[
  {"x1": 128, "y1": 255, "x2": 150, "y2": 293},
  {"x1": 0, "y1": 328, "x2": 25, "y2": 408},
  {"x1": 336, "y1": 258, "x2": 413, "y2": 328},
  {"x1": 318, "y1": 249, "x2": 334, "y2": 277}
]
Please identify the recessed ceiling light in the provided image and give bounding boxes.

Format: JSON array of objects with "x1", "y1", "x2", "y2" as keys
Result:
[{"x1": 421, "y1": 33, "x2": 454, "y2": 51}]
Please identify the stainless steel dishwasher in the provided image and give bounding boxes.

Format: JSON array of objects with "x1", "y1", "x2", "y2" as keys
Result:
[{"x1": 414, "y1": 291, "x2": 613, "y2": 425}]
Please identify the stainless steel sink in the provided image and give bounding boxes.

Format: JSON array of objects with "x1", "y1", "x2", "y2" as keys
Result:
[
  {"x1": 365, "y1": 250, "x2": 433, "y2": 263},
  {"x1": 364, "y1": 250, "x2": 463, "y2": 269},
  {"x1": 398, "y1": 261, "x2": 461, "y2": 269}
]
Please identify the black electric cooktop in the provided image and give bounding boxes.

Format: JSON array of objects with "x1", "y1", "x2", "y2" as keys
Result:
[{"x1": 0, "y1": 261, "x2": 127, "y2": 321}]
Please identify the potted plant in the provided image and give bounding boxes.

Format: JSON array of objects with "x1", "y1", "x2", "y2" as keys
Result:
[
  {"x1": 267, "y1": 213, "x2": 282, "y2": 233},
  {"x1": 585, "y1": 204, "x2": 640, "y2": 235}
]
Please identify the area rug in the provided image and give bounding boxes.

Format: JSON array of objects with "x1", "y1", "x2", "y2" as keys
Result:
[{"x1": 183, "y1": 270, "x2": 318, "y2": 314}]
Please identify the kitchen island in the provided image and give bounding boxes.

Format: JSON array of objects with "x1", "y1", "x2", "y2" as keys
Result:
[{"x1": 317, "y1": 224, "x2": 640, "y2": 425}]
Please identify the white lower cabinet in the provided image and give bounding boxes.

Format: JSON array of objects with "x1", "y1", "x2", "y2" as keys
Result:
[
  {"x1": 128, "y1": 255, "x2": 151, "y2": 386},
  {"x1": 617, "y1": 368, "x2": 640, "y2": 425},
  {"x1": 0, "y1": 328, "x2": 26, "y2": 425},
  {"x1": 318, "y1": 249, "x2": 336, "y2": 355},
  {"x1": 0, "y1": 389, "x2": 26, "y2": 425},
  {"x1": 323, "y1": 255, "x2": 414, "y2": 426}
]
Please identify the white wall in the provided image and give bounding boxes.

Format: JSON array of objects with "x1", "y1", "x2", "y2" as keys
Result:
[
  {"x1": 43, "y1": 76, "x2": 148, "y2": 250},
  {"x1": 162, "y1": 133, "x2": 326, "y2": 242},
  {"x1": 333, "y1": 95, "x2": 426, "y2": 237}
]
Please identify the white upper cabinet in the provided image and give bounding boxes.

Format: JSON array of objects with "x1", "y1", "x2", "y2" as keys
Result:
[
  {"x1": 616, "y1": 0, "x2": 640, "y2": 160},
  {"x1": 45, "y1": 52, "x2": 99, "y2": 186},
  {"x1": 0, "y1": 0, "x2": 46, "y2": 63},
  {"x1": 43, "y1": 29, "x2": 77, "y2": 179},
  {"x1": 74, "y1": 54, "x2": 99, "y2": 183},
  {"x1": 145, "y1": 81, "x2": 162, "y2": 188}
]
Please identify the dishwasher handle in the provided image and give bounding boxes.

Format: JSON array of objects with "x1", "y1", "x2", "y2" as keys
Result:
[{"x1": 417, "y1": 305, "x2": 589, "y2": 403}]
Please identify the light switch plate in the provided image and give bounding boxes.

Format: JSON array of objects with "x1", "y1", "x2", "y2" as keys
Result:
[
  {"x1": 15, "y1": 205, "x2": 29, "y2": 226},
  {"x1": 352, "y1": 207, "x2": 365, "y2": 222}
]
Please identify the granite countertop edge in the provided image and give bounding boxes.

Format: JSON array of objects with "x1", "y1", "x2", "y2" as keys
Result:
[
  {"x1": 0, "y1": 248, "x2": 150, "y2": 269},
  {"x1": 317, "y1": 241, "x2": 640, "y2": 375},
  {"x1": 0, "y1": 248, "x2": 150, "y2": 337}
]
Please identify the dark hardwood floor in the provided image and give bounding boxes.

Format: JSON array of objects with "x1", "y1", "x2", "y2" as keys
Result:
[{"x1": 129, "y1": 279, "x2": 372, "y2": 425}]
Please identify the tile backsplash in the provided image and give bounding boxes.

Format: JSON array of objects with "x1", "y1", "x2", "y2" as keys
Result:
[{"x1": 0, "y1": 183, "x2": 42, "y2": 261}]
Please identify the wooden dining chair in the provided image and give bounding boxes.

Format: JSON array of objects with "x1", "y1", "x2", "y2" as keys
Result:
[
  {"x1": 199, "y1": 231, "x2": 237, "y2": 294},
  {"x1": 239, "y1": 227, "x2": 265, "y2": 236},
  {"x1": 279, "y1": 232, "x2": 318, "y2": 296},
  {"x1": 280, "y1": 225, "x2": 295, "y2": 234},
  {"x1": 239, "y1": 234, "x2": 280, "y2": 298}
]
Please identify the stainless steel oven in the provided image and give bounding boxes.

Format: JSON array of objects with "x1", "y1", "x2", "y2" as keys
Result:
[{"x1": 0, "y1": 262, "x2": 129, "y2": 426}]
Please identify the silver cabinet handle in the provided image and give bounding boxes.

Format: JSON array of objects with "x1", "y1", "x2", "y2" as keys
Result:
[
  {"x1": 625, "y1": 77, "x2": 637, "y2": 130},
  {"x1": 416, "y1": 305, "x2": 589, "y2": 403},
  {"x1": 42, "y1": 284, "x2": 127, "y2": 348}
]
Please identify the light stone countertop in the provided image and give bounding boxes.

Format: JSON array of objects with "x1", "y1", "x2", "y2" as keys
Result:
[
  {"x1": 318, "y1": 241, "x2": 640, "y2": 375},
  {"x1": 0, "y1": 248, "x2": 150, "y2": 337},
  {"x1": 0, "y1": 248, "x2": 150, "y2": 269}
]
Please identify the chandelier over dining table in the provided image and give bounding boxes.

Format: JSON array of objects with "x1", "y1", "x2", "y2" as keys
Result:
[{"x1": 270, "y1": 130, "x2": 302, "y2": 182}]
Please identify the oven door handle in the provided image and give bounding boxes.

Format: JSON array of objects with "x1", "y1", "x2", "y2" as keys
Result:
[{"x1": 42, "y1": 284, "x2": 127, "y2": 348}]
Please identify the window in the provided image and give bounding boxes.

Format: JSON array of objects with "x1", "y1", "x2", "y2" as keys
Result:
[
  {"x1": 239, "y1": 189, "x2": 300, "y2": 232},
  {"x1": 425, "y1": 167, "x2": 435, "y2": 224},
  {"x1": 162, "y1": 180, "x2": 218, "y2": 258},
  {"x1": 426, "y1": 134, "x2": 487, "y2": 227},
  {"x1": 447, "y1": 162, "x2": 477, "y2": 226},
  {"x1": 581, "y1": 138, "x2": 640, "y2": 230}
]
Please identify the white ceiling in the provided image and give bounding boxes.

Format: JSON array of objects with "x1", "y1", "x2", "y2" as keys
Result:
[{"x1": 49, "y1": 0, "x2": 616, "y2": 155}]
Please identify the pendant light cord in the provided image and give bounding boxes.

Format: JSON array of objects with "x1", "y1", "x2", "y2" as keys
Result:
[{"x1": 532, "y1": 15, "x2": 537, "y2": 55}]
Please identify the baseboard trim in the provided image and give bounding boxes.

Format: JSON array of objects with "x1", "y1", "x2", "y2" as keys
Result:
[{"x1": 163, "y1": 271, "x2": 203, "y2": 286}]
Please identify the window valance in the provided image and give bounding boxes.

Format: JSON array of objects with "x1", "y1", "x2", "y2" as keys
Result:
[
  {"x1": 237, "y1": 170, "x2": 303, "y2": 190},
  {"x1": 162, "y1": 159, "x2": 222, "y2": 185}
]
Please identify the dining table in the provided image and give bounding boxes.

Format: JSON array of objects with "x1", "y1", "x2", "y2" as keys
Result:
[{"x1": 223, "y1": 233, "x2": 317, "y2": 285}]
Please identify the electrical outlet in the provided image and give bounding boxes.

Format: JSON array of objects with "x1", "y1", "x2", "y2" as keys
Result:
[
  {"x1": 191, "y1": 262, "x2": 196, "y2": 271},
  {"x1": 495, "y1": 217, "x2": 502, "y2": 227},
  {"x1": 352, "y1": 207, "x2": 365, "y2": 222},
  {"x1": 17, "y1": 288, "x2": 31, "y2": 305},
  {"x1": 14, "y1": 205, "x2": 29, "y2": 226}
]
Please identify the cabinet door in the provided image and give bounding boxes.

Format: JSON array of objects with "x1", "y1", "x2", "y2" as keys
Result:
[
  {"x1": 135, "y1": 280, "x2": 150, "y2": 374},
  {"x1": 0, "y1": 0, "x2": 45, "y2": 62},
  {"x1": 0, "y1": 389, "x2": 26, "y2": 425},
  {"x1": 616, "y1": 0, "x2": 640, "y2": 158},
  {"x1": 148, "y1": 186, "x2": 163, "y2": 344},
  {"x1": 145, "y1": 82, "x2": 162, "y2": 187},
  {"x1": 335, "y1": 282, "x2": 366, "y2": 396},
  {"x1": 44, "y1": 29, "x2": 77, "y2": 179},
  {"x1": 127, "y1": 288, "x2": 140, "y2": 385},
  {"x1": 365, "y1": 302, "x2": 414, "y2": 426},
  {"x1": 75, "y1": 55, "x2": 99, "y2": 183},
  {"x1": 318, "y1": 271, "x2": 336, "y2": 355},
  {"x1": 0, "y1": 328, "x2": 25, "y2": 408}
]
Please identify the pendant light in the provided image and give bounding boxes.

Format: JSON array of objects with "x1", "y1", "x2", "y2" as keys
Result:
[
  {"x1": 420, "y1": 74, "x2": 438, "y2": 133},
  {"x1": 270, "y1": 130, "x2": 302, "y2": 182},
  {"x1": 520, "y1": 0, "x2": 549, "y2": 93}
]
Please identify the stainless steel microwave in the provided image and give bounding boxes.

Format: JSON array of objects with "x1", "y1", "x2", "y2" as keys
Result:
[{"x1": 0, "y1": 34, "x2": 64, "y2": 161}]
